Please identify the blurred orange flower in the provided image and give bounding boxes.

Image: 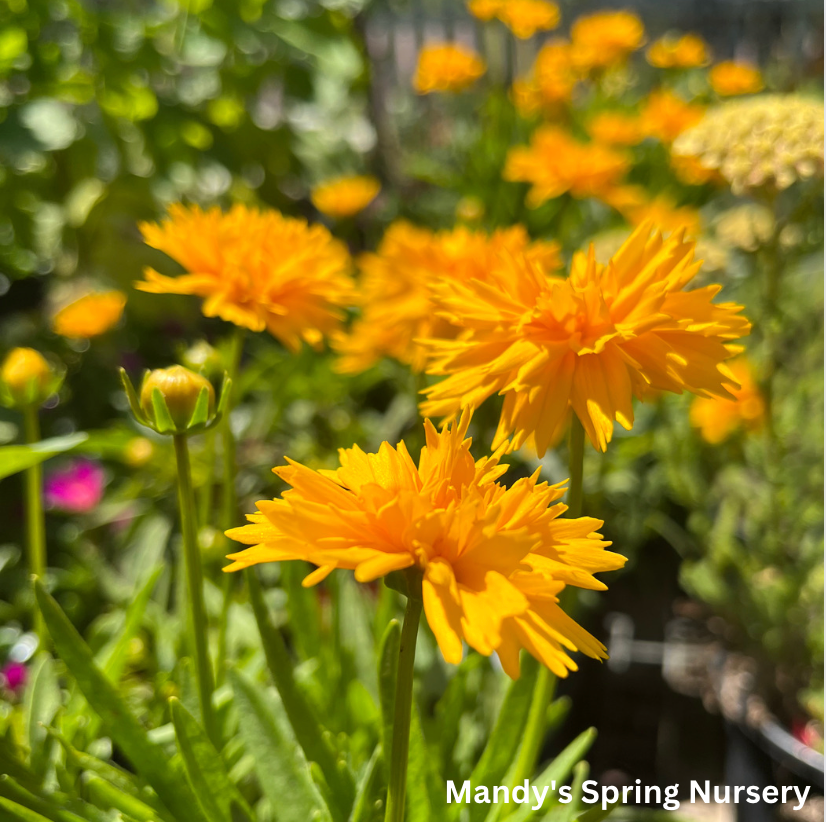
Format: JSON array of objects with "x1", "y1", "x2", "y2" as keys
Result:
[
  {"x1": 646, "y1": 33, "x2": 710, "y2": 68},
  {"x1": 512, "y1": 40, "x2": 580, "y2": 115},
  {"x1": 640, "y1": 89, "x2": 705, "y2": 143},
  {"x1": 709, "y1": 61, "x2": 764, "y2": 96},
  {"x1": 620, "y1": 194, "x2": 703, "y2": 236},
  {"x1": 690, "y1": 358, "x2": 765, "y2": 443},
  {"x1": 335, "y1": 221, "x2": 561, "y2": 373},
  {"x1": 587, "y1": 111, "x2": 645, "y2": 145},
  {"x1": 413, "y1": 43, "x2": 486, "y2": 94},
  {"x1": 467, "y1": 0, "x2": 502, "y2": 21},
  {"x1": 497, "y1": 0, "x2": 560, "y2": 39},
  {"x1": 670, "y1": 153, "x2": 723, "y2": 186},
  {"x1": 226, "y1": 410, "x2": 625, "y2": 678},
  {"x1": 137, "y1": 204, "x2": 353, "y2": 351},
  {"x1": 570, "y1": 10, "x2": 645, "y2": 71},
  {"x1": 505, "y1": 126, "x2": 630, "y2": 206},
  {"x1": 421, "y1": 223, "x2": 751, "y2": 454},
  {"x1": 311, "y1": 175, "x2": 380, "y2": 219},
  {"x1": 52, "y1": 291, "x2": 126, "y2": 339}
]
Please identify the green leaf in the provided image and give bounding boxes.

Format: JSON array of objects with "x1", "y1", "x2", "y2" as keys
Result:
[
  {"x1": 229, "y1": 668, "x2": 333, "y2": 822},
  {"x1": 406, "y1": 706, "x2": 432, "y2": 822},
  {"x1": 0, "y1": 434, "x2": 88, "y2": 481},
  {"x1": 151, "y1": 388, "x2": 176, "y2": 434},
  {"x1": 33, "y1": 580, "x2": 209, "y2": 822},
  {"x1": 0, "y1": 778, "x2": 89, "y2": 822},
  {"x1": 281, "y1": 562, "x2": 322, "y2": 660},
  {"x1": 83, "y1": 775, "x2": 157, "y2": 822},
  {"x1": 377, "y1": 620, "x2": 400, "y2": 781},
  {"x1": 170, "y1": 697, "x2": 254, "y2": 822},
  {"x1": 0, "y1": 797, "x2": 53, "y2": 822},
  {"x1": 246, "y1": 569, "x2": 354, "y2": 818},
  {"x1": 574, "y1": 802, "x2": 618, "y2": 822},
  {"x1": 339, "y1": 575, "x2": 378, "y2": 703},
  {"x1": 347, "y1": 746, "x2": 383, "y2": 822},
  {"x1": 23, "y1": 654, "x2": 60, "y2": 782},
  {"x1": 118, "y1": 369, "x2": 146, "y2": 426}
]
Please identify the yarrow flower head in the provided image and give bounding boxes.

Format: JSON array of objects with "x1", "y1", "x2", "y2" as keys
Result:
[
  {"x1": 570, "y1": 10, "x2": 645, "y2": 72},
  {"x1": 708, "y1": 61, "x2": 764, "y2": 97},
  {"x1": 690, "y1": 357, "x2": 765, "y2": 443},
  {"x1": 225, "y1": 410, "x2": 626, "y2": 678},
  {"x1": 505, "y1": 126, "x2": 630, "y2": 207},
  {"x1": 413, "y1": 43, "x2": 486, "y2": 94},
  {"x1": 646, "y1": 33, "x2": 710, "y2": 69},
  {"x1": 52, "y1": 291, "x2": 126, "y2": 339},
  {"x1": 334, "y1": 222, "x2": 561, "y2": 373},
  {"x1": 672, "y1": 95, "x2": 824, "y2": 195},
  {"x1": 311, "y1": 175, "x2": 380, "y2": 219},
  {"x1": 420, "y1": 223, "x2": 751, "y2": 454},
  {"x1": 137, "y1": 204, "x2": 353, "y2": 351}
]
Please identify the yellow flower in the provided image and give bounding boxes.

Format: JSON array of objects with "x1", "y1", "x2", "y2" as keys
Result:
[
  {"x1": 512, "y1": 40, "x2": 579, "y2": 116},
  {"x1": 140, "y1": 365, "x2": 215, "y2": 431},
  {"x1": 670, "y1": 152, "x2": 723, "y2": 186},
  {"x1": 709, "y1": 61, "x2": 764, "y2": 96},
  {"x1": 334, "y1": 222, "x2": 561, "y2": 374},
  {"x1": 496, "y1": 0, "x2": 560, "y2": 39},
  {"x1": 646, "y1": 33, "x2": 710, "y2": 69},
  {"x1": 505, "y1": 126, "x2": 630, "y2": 207},
  {"x1": 51, "y1": 291, "x2": 126, "y2": 339},
  {"x1": 616, "y1": 192, "x2": 703, "y2": 237},
  {"x1": 570, "y1": 10, "x2": 645, "y2": 72},
  {"x1": 672, "y1": 95, "x2": 824, "y2": 195},
  {"x1": 421, "y1": 223, "x2": 751, "y2": 454},
  {"x1": 467, "y1": 0, "x2": 503, "y2": 21},
  {"x1": 226, "y1": 410, "x2": 625, "y2": 678},
  {"x1": 137, "y1": 204, "x2": 353, "y2": 351},
  {"x1": 639, "y1": 89, "x2": 705, "y2": 144},
  {"x1": 690, "y1": 358, "x2": 765, "y2": 443},
  {"x1": 311, "y1": 175, "x2": 380, "y2": 219},
  {"x1": 413, "y1": 43, "x2": 486, "y2": 94},
  {"x1": 586, "y1": 111, "x2": 644, "y2": 145},
  {"x1": 1, "y1": 348, "x2": 55, "y2": 408}
]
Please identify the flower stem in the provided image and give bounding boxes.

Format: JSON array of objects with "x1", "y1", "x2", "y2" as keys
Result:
[
  {"x1": 567, "y1": 415, "x2": 586, "y2": 519},
  {"x1": 173, "y1": 433, "x2": 217, "y2": 743},
  {"x1": 384, "y1": 575, "x2": 423, "y2": 822},
  {"x1": 23, "y1": 406, "x2": 45, "y2": 643}
]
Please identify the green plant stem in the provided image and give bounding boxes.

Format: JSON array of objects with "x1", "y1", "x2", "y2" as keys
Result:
[
  {"x1": 384, "y1": 574, "x2": 423, "y2": 822},
  {"x1": 173, "y1": 433, "x2": 217, "y2": 744},
  {"x1": 23, "y1": 406, "x2": 46, "y2": 642},
  {"x1": 511, "y1": 415, "x2": 586, "y2": 785}
]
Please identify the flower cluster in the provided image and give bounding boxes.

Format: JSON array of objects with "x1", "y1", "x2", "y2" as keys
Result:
[
  {"x1": 413, "y1": 43, "x2": 486, "y2": 94},
  {"x1": 646, "y1": 33, "x2": 710, "y2": 68},
  {"x1": 673, "y1": 95, "x2": 825, "y2": 195},
  {"x1": 226, "y1": 411, "x2": 626, "y2": 678},
  {"x1": 137, "y1": 204, "x2": 354, "y2": 351},
  {"x1": 335, "y1": 222, "x2": 561, "y2": 373},
  {"x1": 421, "y1": 224, "x2": 751, "y2": 454}
]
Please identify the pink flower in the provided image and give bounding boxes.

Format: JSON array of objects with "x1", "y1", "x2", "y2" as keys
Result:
[
  {"x1": 44, "y1": 458, "x2": 104, "y2": 514},
  {"x1": 2, "y1": 662, "x2": 27, "y2": 693}
]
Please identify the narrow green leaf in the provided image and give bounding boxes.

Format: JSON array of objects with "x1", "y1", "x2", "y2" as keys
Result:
[
  {"x1": 83, "y1": 775, "x2": 157, "y2": 822},
  {"x1": 405, "y1": 706, "x2": 432, "y2": 822},
  {"x1": 246, "y1": 569, "x2": 354, "y2": 818},
  {"x1": 229, "y1": 668, "x2": 333, "y2": 822},
  {"x1": 545, "y1": 697, "x2": 572, "y2": 737},
  {"x1": 0, "y1": 434, "x2": 88, "y2": 481},
  {"x1": 170, "y1": 697, "x2": 254, "y2": 822},
  {"x1": 23, "y1": 654, "x2": 60, "y2": 781},
  {"x1": 188, "y1": 385, "x2": 211, "y2": 428},
  {"x1": 281, "y1": 562, "x2": 322, "y2": 660},
  {"x1": 33, "y1": 580, "x2": 209, "y2": 822},
  {"x1": 347, "y1": 746, "x2": 383, "y2": 822},
  {"x1": 377, "y1": 619, "x2": 400, "y2": 782},
  {"x1": 0, "y1": 796, "x2": 53, "y2": 822},
  {"x1": 118, "y1": 369, "x2": 146, "y2": 426},
  {"x1": 0, "y1": 778, "x2": 88, "y2": 822},
  {"x1": 338, "y1": 575, "x2": 378, "y2": 702},
  {"x1": 151, "y1": 388, "x2": 176, "y2": 433}
]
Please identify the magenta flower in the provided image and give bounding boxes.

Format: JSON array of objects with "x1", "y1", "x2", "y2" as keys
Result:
[
  {"x1": 2, "y1": 662, "x2": 27, "y2": 693},
  {"x1": 44, "y1": 458, "x2": 104, "y2": 514}
]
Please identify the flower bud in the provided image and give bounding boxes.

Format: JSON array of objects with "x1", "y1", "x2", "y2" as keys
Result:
[
  {"x1": 1, "y1": 348, "x2": 56, "y2": 408},
  {"x1": 140, "y1": 366, "x2": 215, "y2": 432}
]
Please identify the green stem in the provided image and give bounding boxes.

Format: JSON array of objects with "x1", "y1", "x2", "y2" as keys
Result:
[
  {"x1": 173, "y1": 433, "x2": 217, "y2": 744},
  {"x1": 23, "y1": 406, "x2": 45, "y2": 643},
  {"x1": 512, "y1": 415, "x2": 586, "y2": 784},
  {"x1": 384, "y1": 575, "x2": 423, "y2": 822}
]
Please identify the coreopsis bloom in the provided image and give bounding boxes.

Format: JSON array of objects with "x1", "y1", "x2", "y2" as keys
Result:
[
  {"x1": 311, "y1": 175, "x2": 380, "y2": 219},
  {"x1": 709, "y1": 61, "x2": 764, "y2": 96},
  {"x1": 496, "y1": 0, "x2": 560, "y2": 39},
  {"x1": 646, "y1": 33, "x2": 710, "y2": 69},
  {"x1": 226, "y1": 411, "x2": 625, "y2": 678},
  {"x1": 587, "y1": 111, "x2": 644, "y2": 146},
  {"x1": 617, "y1": 192, "x2": 703, "y2": 237},
  {"x1": 1, "y1": 348, "x2": 59, "y2": 408},
  {"x1": 670, "y1": 152, "x2": 723, "y2": 186},
  {"x1": 640, "y1": 89, "x2": 705, "y2": 144},
  {"x1": 505, "y1": 126, "x2": 630, "y2": 207},
  {"x1": 512, "y1": 41, "x2": 579, "y2": 116},
  {"x1": 413, "y1": 43, "x2": 486, "y2": 94},
  {"x1": 52, "y1": 291, "x2": 126, "y2": 339},
  {"x1": 467, "y1": 0, "x2": 502, "y2": 21},
  {"x1": 672, "y1": 95, "x2": 824, "y2": 195},
  {"x1": 45, "y1": 459, "x2": 105, "y2": 514},
  {"x1": 421, "y1": 223, "x2": 751, "y2": 454},
  {"x1": 137, "y1": 204, "x2": 353, "y2": 351},
  {"x1": 690, "y1": 358, "x2": 764, "y2": 443},
  {"x1": 334, "y1": 222, "x2": 561, "y2": 373},
  {"x1": 570, "y1": 10, "x2": 645, "y2": 72}
]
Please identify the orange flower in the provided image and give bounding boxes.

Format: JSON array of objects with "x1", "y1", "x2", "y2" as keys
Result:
[
  {"x1": 709, "y1": 61, "x2": 764, "y2": 96},
  {"x1": 497, "y1": 0, "x2": 560, "y2": 39},
  {"x1": 505, "y1": 126, "x2": 630, "y2": 207},
  {"x1": 690, "y1": 358, "x2": 765, "y2": 443},
  {"x1": 467, "y1": 0, "x2": 503, "y2": 21},
  {"x1": 640, "y1": 89, "x2": 705, "y2": 144},
  {"x1": 570, "y1": 10, "x2": 645, "y2": 71},
  {"x1": 421, "y1": 223, "x2": 751, "y2": 454},
  {"x1": 311, "y1": 175, "x2": 380, "y2": 219},
  {"x1": 670, "y1": 152, "x2": 722, "y2": 186},
  {"x1": 512, "y1": 40, "x2": 580, "y2": 116},
  {"x1": 226, "y1": 410, "x2": 625, "y2": 678},
  {"x1": 51, "y1": 291, "x2": 126, "y2": 339},
  {"x1": 137, "y1": 204, "x2": 353, "y2": 351},
  {"x1": 334, "y1": 222, "x2": 561, "y2": 373},
  {"x1": 615, "y1": 192, "x2": 703, "y2": 236},
  {"x1": 413, "y1": 43, "x2": 486, "y2": 94},
  {"x1": 646, "y1": 33, "x2": 710, "y2": 69},
  {"x1": 587, "y1": 111, "x2": 644, "y2": 145}
]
